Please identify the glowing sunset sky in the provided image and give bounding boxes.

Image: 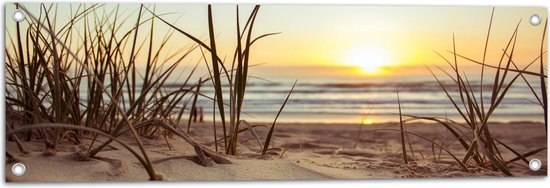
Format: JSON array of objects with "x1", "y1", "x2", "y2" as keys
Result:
[{"x1": 5, "y1": 3, "x2": 547, "y2": 76}]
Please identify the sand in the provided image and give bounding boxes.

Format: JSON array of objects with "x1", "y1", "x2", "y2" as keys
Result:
[{"x1": 5, "y1": 121, "x2": 547, "y2": 182}]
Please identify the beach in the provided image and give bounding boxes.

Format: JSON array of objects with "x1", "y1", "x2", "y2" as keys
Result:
[
  {"x1": 6, "y1": 121, "x2": 546, "y2": 182},
  {"x1": 4, "y1": 3, "x2": 547, "y2": 183}
]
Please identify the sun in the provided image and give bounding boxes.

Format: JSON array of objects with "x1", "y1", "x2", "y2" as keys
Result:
[
  {"x1": 362, "y1": 118, "x2": 374, "y2": 125},
  {"x1": 345, "y1": 47, "x2": 392, "y2": 74}
]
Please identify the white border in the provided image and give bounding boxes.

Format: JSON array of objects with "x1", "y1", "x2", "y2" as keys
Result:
[{"x1": 1, "y1": 0, "x2": 548, "y2": 188}]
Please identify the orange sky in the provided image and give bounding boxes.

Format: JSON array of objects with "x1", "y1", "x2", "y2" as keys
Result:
[{"x1": 5, "y1": 3, "x2": 548, "y2": 77}]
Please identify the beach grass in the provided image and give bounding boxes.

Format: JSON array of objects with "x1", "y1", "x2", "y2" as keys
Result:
[
  {"x1": 353, "y1": 8, "x2": 548, "y2": 176},
  {"x1": 5, "y1": 3, "x2": 289, "y2": 180},
  {"x1": 411, "y1": 9, "x2": 548, "y2": 175},
  {"x1": 145, "y1": 4, "x2": 286, "y2": 156}
]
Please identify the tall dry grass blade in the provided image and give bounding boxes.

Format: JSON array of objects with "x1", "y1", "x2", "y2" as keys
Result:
[
  {"x1": 403, "y1": 115, "x2": 472, "y2": 148},
  {"x1": 502, "y1": 50, "x2": 543, "y2": 106},
  {"x1": 142, "y1": 7, "x2": 212, "y2": 52},
  {"x1": 503, "y1": 147, "x2": 547, "y2": 165},
  {"x1": 490, "y1": 21, "x2": 521, "y2": 106},
  {"x1": 494, "y1": 139, "x2": 529, "y2": 165},
  {"x1": 426, "y1": 66, "x2": 472, "y2": 126},
  {"x1": 126, "y1": 4, "x2": 144, "y2": 106},
  {"x1": 479, "y1": 7, "x2": 495, "y2": 117},
  {"x1": 250, "y1": 32, "x2": 281, "y2": 45},
  {"x1": 539, "y1": 19, "x2": 547, "y2": 135},
  {"x1": 452, "y1": 51, "x2": 546, "y2": 78},
  {"x1": 448, "y1": 35, "x2": 479, "y2": 122},
  {"x1": 187, "y1": 78, "x2": 201, "y2": 133},
  {"x1": 239, "y1": 120, "x2": 264, "y2": 151},
  {"x1": 142, "y1": 5, "x2": 156, "y2": 91},
  {"x1": 462, "y1": 72, "x2": 483, "y2": 121},
  {"x1": 262, "y1": 80, "x2": 297, "y2": 155},
  {"x1": 396, "y1": 90, "x2": 408, "y2": 164},
  {"x1": 146, "y1": 119, "x2": 231, "y2": 165},
  {"x1": 206, "y1": 5, "x2": 229, "y2": 151},
  {"x1": 451, "y1": 34, "x2": 468, "y2": 117},
  {"x1": 239, "y1": 5, "x2": 260, "y2": 107},
  {"x1": 199, "y1": 46, "x2": 219, "y2": 151},
  {"x1": 495, "y1": 27, "x2": 518, "y2": 100},
  {"x1": 230, "y1": 5, "x2": 243, "y2": 155}
]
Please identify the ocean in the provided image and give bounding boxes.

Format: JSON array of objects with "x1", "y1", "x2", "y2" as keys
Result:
[
  {"x1": 187, "y1": 69, "x2": 545, "y2": 124},
  {"x1": 52, "y1": 65, "x2": 545, "y2": 124}
]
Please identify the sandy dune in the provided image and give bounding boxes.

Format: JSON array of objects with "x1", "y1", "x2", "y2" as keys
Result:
[{"x1": 5, "y1": 121, "x2": 547, "y2": 182}]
